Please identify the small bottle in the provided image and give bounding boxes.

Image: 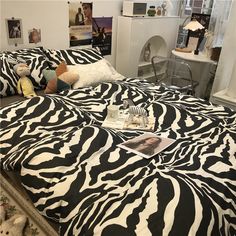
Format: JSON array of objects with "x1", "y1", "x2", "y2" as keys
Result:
[
  {"x1": 147, "y1": 6, "x2": 156, "y2": 17},
  {"x1": 156, "y1": 6, "x2": 162, "y2": 16}
]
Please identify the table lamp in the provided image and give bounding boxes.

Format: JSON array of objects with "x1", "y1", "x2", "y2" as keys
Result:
[{"x1": 184, "y1": 19, "x2": 205, "y2": 55}]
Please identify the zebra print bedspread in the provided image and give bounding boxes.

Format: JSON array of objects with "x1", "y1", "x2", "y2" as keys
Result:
[{"x1": 1, "y1": 78, "x2": 236, "y2": 236}]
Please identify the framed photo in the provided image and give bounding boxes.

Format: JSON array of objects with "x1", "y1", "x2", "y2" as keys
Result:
[{"x1": 5, "y1": 18, "x2": 23, "y2": 45}]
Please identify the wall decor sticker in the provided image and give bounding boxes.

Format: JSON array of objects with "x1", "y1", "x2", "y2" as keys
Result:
[
  {"x1": 6, "y1": 18, "x2": 23, "y2": 46},
  {"x1": 92, "y1": 17, "x2": 112, "y2": 55},
  {"x1": 69, "y1": 2, "x2": 93, "y2": 47},
  {"x1": 28, "y1": 28, "x2": 41, "y2": 44}
]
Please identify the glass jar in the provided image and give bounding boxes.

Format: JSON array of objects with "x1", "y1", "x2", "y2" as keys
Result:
[{"x1": 156, "y1": 6, "x2": 162, "y2": 16}]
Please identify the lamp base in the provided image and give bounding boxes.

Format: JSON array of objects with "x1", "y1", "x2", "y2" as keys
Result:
[{"x1": 194, "y1": 49, "x2": 199, "y2": 55}]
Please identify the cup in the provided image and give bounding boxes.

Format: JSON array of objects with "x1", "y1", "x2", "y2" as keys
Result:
[{"x1": 107, "y1": 105, "x2": 119, "y2": 121}]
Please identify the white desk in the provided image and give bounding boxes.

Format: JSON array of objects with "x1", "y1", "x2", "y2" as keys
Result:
[{"x1": 171, "y1": 50, "x2": 217, "y2": 99}]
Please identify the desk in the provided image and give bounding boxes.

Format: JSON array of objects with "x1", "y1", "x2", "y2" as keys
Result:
[{"x1": 171, "y1": 50, "x2": 217, "y2": 99}]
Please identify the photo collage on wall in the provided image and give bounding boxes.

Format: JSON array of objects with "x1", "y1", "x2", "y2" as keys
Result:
[
  {"x1": 6, "y1": 18, "x2": 42, "y2": 46},
  {"x1": 68, "y1": 2, "x2": 112, "y2": 55}
]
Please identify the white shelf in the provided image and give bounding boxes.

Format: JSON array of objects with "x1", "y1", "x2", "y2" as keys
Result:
[{"x1": 138, "y1": 61, "x2": 152, "y2": 67}]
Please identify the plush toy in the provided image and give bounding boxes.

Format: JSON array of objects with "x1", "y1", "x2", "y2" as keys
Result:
[
  {"x1": 14, "y1": 63, "x2": 37, "y2": 98},
  {"x1": 43, "y1": 61, "x2": 79, "y2": 94},
  {"x1": 0, "y1": 205, "x2": 27, "y2": 236},
  {"x1": 8, "y1": 57, "x2": 37, "y2": 98}
]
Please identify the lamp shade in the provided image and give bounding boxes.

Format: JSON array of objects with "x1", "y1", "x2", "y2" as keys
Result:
[{"x1": 183, "y1": 19, "x2": 204, "y2": 31}]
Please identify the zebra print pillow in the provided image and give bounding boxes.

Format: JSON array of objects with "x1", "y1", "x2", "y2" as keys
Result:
[
  {"x1": 3, "y1": 47, "x2": 49, "y2": 90},
  {"x1": 0, "y1": 53, "x2": 18, "y2": 97},
  {"x1": 43, "y1": 47, "x2": 103, "y2": 69}
]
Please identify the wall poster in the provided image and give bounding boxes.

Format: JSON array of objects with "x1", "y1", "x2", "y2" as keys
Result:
[
  {"x1": 6, "y1": 18, "x2": 23, "y2": 45},
  {"x1": 69, "y1": 2, "x2": 93, "y2": 47},
  {"x1": 28, "y1": 28, "x2": 41, "y2": 44},
  {"x1": 92, "y1": 17, "x2": 112, "y2": 56}
]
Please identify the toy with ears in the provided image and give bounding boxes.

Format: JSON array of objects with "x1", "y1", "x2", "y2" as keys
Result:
[{"x1": 8, "y1": 57, "x2": 37, "y2": 98}]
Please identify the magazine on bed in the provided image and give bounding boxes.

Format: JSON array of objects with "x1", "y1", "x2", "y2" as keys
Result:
[
  {"x1": 117, "y1": 133, "x2": 175, "y2": 159},
  {"x1": 102, "y1": 112, "x2": 155, "y2": 131}
]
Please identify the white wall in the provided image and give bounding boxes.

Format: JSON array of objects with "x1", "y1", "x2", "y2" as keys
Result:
[{"x1": 0, "y1": 0, "x2": 123, "y2": 65}]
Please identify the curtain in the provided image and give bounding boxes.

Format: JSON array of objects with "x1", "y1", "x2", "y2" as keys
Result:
[{"x1": 209, "y1": 0, "x2": 232, "y2": 47}]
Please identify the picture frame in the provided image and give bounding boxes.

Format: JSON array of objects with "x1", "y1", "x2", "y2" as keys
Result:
[{"x1": 6, "y1": 18, "x2": 23, "y2": 45}]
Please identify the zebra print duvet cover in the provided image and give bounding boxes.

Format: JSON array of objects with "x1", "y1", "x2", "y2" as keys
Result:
[{"x1": 0, "y1": 78, "x2": 235, "y2": 236}]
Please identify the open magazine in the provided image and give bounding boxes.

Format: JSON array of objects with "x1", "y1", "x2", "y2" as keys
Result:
[
  {"x1": 117, "y1": 133, "x2": 175, "y2": 159},
  {"x1": 102, "y1": 112, "x2": 155, "y2": 131}
]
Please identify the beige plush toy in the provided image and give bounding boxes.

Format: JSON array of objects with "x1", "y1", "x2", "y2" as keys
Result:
[
  {"x1": 14, "y1": 63, "x2": 37, "y2": 98},
  {"x1": 0, "y1": 205, "x2": 27, "y2": 236},
  {"x1": 43, "y1": 61, "x2": 79, "y2": 94}
]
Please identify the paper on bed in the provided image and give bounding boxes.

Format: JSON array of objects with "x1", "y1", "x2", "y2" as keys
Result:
[{"x1": 118, "y1": 133, "x2": 175, "y2": 159}]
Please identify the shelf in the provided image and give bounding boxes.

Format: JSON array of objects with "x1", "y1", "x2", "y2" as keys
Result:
[
  {"x1": 138, "y1": 61, "x2": 152, "y2": 67},
  {"x1": 139, "y1": 71, "x2": 155, "y2": 80}
]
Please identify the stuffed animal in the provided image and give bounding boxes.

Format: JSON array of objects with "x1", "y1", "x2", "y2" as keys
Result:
[
  {"x1": 43, "y1": 61, "x2": 79, "y2": 94},
  {"x1": 14, "y1": 63, "x2": 37, "y2": 98},
  {"x1": 0, "y1": 205, "x2": 27, "y2": 236}
]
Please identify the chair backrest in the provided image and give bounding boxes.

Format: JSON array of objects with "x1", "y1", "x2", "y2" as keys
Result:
[{"x1": 151, "y1": 55, "x2": 196, "y2": 95}]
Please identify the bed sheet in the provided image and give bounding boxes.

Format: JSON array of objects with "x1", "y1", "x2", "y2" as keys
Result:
[{"x1": 1, "y1": 78, "x2": 236, "y2": 236}]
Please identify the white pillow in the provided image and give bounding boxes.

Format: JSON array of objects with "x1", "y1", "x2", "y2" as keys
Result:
[{"x1": 67, "y1": 59, "x2": 125, "y2": 89}]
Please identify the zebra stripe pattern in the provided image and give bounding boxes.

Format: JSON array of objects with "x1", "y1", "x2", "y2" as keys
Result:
[
  {"x1": 1, "y1": 47, "x2": 49, "y2": 94},
  {"x1": 0, "y1": 78, "x2": 236, "y2": 236},
  {"x1": 43, "y1": 47, "x2": 104, "y2": 69},
  {"x1": 128, "y1": 106, "x2": 147, "y2": 116}
]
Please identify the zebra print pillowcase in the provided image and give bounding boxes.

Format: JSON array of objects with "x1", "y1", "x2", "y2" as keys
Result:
[
  {"x1": 0, "y1": 53, "x2": 18, "y2": 97},
  {"x1": 0, "y1": 47, "x2": 50, "y2": 97},
  {"x1": 43, "y1": 47, "x2": 104, "y2": 69}
]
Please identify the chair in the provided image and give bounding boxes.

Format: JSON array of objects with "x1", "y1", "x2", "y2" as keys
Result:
[{"x1": 151, "y1": 55, "x2": 199, "y2": 96}]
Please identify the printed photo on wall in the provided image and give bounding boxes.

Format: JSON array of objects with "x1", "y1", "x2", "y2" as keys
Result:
[
  {"x1": 92, "y1": 17, "x2": 112, "y2": 56},
  {"x1": 28, "y1": 28, "x2": 41, "y2": 44},
  {"x1": 69, "y1": 2, "x2": 93, "y2": 47},
  {"x1": 6, "y1": 18, "x2": 23, "y2": 45}
]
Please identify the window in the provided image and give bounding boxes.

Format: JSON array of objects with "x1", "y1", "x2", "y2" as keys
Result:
[{"x1": 182, "y1": 0, "x2": 213, "y2": 16}]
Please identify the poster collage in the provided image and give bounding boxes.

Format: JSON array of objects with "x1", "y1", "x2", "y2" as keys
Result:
[
  {"x1": 6, "y1": 2, "x2": 112, "y2": 55},
  {"x1": 69, "y1": 2, "x2": 112, "y2": 55}
]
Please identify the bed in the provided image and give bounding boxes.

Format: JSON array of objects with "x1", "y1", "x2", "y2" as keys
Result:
[{"x1": 0, "y1": 47, "x2": 236, "y2": 236}]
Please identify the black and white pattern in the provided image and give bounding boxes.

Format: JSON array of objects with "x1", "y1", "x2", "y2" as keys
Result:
[
  {"x1": 1, "y1": 47, "x2": 50, "y2": 97},
  {"x1": 0, "y1": 78, "x2": 236, "y2": 236},
  {"x1": 0, "y1": 53, "x2": 18, "y2": 97},
  {"x1": 44, "y1": 47, "x2": 103, "y2": 69}
]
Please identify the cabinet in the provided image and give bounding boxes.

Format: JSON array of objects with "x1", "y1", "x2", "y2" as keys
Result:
[{"x1": 116, "y1": 16, "x2": 179, "y2": 80}]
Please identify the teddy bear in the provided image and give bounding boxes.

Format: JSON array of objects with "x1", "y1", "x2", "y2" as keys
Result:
[
  {"x1": 13, "y1": 63, "x2": 37, "y2": 98},
  {"x1": 0, "y1": 205, "x2": 27, "y2": 236}
]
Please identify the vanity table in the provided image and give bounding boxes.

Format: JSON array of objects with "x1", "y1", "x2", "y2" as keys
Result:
[{"x1": 171, "y1": 50, "x2": 217, "y2": 99}]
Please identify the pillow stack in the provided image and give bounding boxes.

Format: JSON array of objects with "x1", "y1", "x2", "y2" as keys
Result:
[{"x1": 1, "y1": 46, "x2": 124, "y2": 97}]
